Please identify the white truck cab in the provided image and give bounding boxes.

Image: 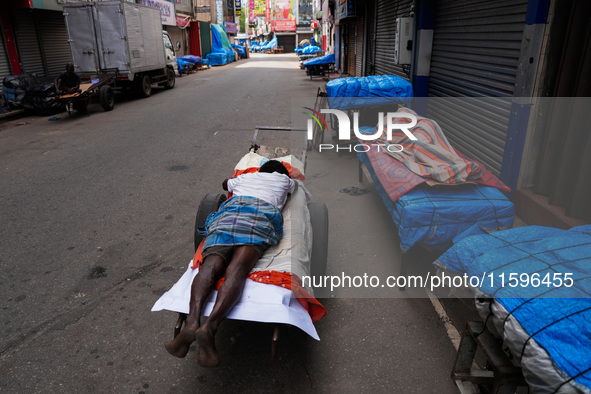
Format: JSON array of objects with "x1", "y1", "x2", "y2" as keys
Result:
[{"x1": 162, "y1": 31, "x2": 179, "y2": 75}]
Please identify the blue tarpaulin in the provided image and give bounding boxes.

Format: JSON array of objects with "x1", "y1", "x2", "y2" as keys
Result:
[
  {"x1": 436, "y1": 225, "x2": 591, "y2": 391},
  {"x1": 302, "y1": 53, "x2": 335, "y2": 67},
  {"x1": 261, "y1": 37, "x2": 278, "y2": 51},
  {"x1": 302, "y1": 45, "x2": 321, "y2": 54},
  {"x1": 326, "y1": 75, "x2": 413, "y2": 109},
  {"x1": 206, "y1": 24, "x2": 235, "y2": 66},
  {"x1": 231, "y1": 43, "x2": 247, "y2": 58},
  {"x1": 179, "y1": 55, "x2": 201, "y2": 64}
]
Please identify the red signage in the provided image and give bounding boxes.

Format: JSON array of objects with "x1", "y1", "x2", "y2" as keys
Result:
[
  {"x1": 176, "y1": 15, "x2": 190, "y2": 27},
  {"x1": 275, "y1": 20, "x2": 296, "y2": 31}
]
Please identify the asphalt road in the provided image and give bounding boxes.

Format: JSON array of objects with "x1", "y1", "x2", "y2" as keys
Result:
[{"x1": 0, "y1": 53, "x2": 473, "y2": 393}]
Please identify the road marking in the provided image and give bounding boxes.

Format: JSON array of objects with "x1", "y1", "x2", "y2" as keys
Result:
[{"x1": 427, "y1": 289, "x2": 461, "y2": 350}]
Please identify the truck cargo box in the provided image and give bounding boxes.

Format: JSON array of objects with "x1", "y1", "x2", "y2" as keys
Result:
[{"x1": 64, "y1": 1, "x2": 166, "y2": 80}]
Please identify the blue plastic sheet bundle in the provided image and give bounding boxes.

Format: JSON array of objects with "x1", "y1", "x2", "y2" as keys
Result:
[
  {"x1": 302, "y1": 53, "x2": 335, "y2": 67},
  {"x1": 302, "y1": 45, "x2": 321, "y2": 54},
  {"x1": 231, "y1": 43, "x2": 247, "y2": 58},
  {"x1": 179, "y1": 55, "x2": 202, "y2": 64},
  {"x1": 436, "y1": 225, "x2": 591, "y2": 392},
  {"x1": 206, "y1": 24, "x2": 235, "y2": 66},
  {"x1": 326, "y1": 75, "x2": 413, "y2": 110},
  {"x1": 261, "y1": 37, "x2": 278, "y2": 51}
]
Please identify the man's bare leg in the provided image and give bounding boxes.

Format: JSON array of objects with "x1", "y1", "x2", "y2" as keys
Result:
[
  {"x1": 164, "y1": 255, "x2": 226, "y2": 358},
  {"x1": 195, "y1": 245, "x2": 260, "y2": 367}
]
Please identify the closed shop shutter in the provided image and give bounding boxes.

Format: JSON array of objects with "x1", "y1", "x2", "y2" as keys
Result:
[
  {"x1": 38, "y1": 10, "x2": 72, "y2": 79},
  {"x1": 355, "y1": 17, "x2": 363, "y2": 77},
  {"x1": 11, "y1": 9, "x2": 44, "y2": 76},
  {"x1": 200, "y1": 22, "x2": 212, "y2": 57},
  {"x1": 426, "y1": 0, "x2": 528, "y2": 176},
  {"x1": 364, "y1": 3, "x2": 375, "y2": 75},
  {"x1": 0, "y1": 31, "x2": 11, "y2": 83},
  {"x1": 277, "y1": 35, "x2": 296, "y2": 52},
  {"x1": 373, "y1": 0, "x2": 412, "y2": 78},
  {"x1": 347, "y1": 21, "x2": 355, "y2": 76}
]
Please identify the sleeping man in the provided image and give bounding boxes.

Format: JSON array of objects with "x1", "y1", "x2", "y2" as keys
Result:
[{"x1": 164, "y1": 160, "x2": 296, "y2": 367}]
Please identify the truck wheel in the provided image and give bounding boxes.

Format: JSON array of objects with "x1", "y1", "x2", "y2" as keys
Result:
[
  {"x1": 194, "y1": 193, "x2": 227, "y2": 251},
  {"x1": 308, "y1": 202, "x2": 328, "y2": 278},
  {"x1": 99, "y1": 85, "x2": 115, "y2": 111},
  {"x1": 136, "y1": 74, "x2": 152, "y2": 98},
  {"x1": 164, "y1": 68, "x2": 175, "y2": 89}
]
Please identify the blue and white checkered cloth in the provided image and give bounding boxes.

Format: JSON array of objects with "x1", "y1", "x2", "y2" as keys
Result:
[{"x1": 202, "y1": 196, "x2": 284, "y2": 250}]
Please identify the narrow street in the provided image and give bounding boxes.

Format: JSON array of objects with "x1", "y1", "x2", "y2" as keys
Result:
[{"x1": 0, "y1": 53, "x2": 467, "y2": 392}]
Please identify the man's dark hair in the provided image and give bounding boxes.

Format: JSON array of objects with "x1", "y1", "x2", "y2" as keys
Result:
[
  {"x1": 66, "y1": 63, "x2": 74, "y2": 71},
  {"x1": 259, "y1": 160, "x2": 290, "y2": 177}
]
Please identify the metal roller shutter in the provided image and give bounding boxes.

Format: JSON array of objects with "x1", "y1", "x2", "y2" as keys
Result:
[
  {"x1": 38, "y1": 11, "x2": 73, "y2": 79},
  {"x1": 426, "y1": 0, "x2": 528, "y2": 177},
  {"x1": 364, "y1": 2, "x2": 375, "y2": 75},
  {"x1": 347, "y1": 21, "x2": 355, "y2": 76},
  {"x1": 0, "y1": 32, "x2": 11, "y2": 83},
  {"x1": 11, "y1": 9, "x2": 44, "y2": 76},
  {"x1": 374, "y1": 0, "x2": 412, "y2": 78},
  {"x1": 355, "y1": 17, "x2": 363, "y2": 77}
]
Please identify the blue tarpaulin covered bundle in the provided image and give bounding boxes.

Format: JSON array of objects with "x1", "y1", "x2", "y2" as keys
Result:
[
  {"x1": 326, "y1": 75, "x2": 413, "y2": 109},
  {"x1": 179, "y1": 55, "x2": 202, "y2": 64},
  {"x1": 302, "y1": 53, "x2": 335, "y2": 67},
  {"x1": 206, "y1": 24, "x2": 235, "y2": 66},
  {"x1": 302, "y1": 45, "x2": 321, "y2": 54},
  {"x1": 436, "y1": 225, "x2": 591, "y2": 392},
  {"x1": 231, "y1": 43, "x2": 247, "y2": 58},
  {"x1": 261, "y1": 37, "x2": 278, "y2": 51}
]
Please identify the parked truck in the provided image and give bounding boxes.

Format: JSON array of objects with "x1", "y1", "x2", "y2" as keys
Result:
[{"x1": 63, "y1": 0, "x2": 177, "y2": 99}]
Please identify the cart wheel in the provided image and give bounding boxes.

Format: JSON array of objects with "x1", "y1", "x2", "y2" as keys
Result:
[
  {"x1": 308, "y1": 202, "x2": 328, "y2": 278},
  {"x1": 99, "y1": 85, "x2": 115, "y2": 111},
  {"x1": 136, "y1": 74, "x2": 152, "y2": 98},
  {"x1": 164, "y1": 68, "x2": 175, "y2": 90},
  {"x1": 194, "y1": 193, "x2": 227, "y2": 251}
]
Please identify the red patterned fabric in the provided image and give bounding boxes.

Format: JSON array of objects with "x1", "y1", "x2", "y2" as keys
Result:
[{"x1": 364, "y1": 147, "x2": 510, "y2": 204}]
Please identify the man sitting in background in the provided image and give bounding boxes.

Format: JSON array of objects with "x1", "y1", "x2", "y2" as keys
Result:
[{"x1": 54, "y1": 64, "x2": 81, "y2": 96}]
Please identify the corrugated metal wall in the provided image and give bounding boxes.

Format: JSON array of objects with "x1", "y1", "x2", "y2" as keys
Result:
[
  {"x1": 355, "y1": 17, "x2": 363, "y2": 77},
  {"x1": 38, "y1": 11, "x2": 72, "y2": 78},
  {"x1": 347, "y1": 22, "x2": 355, "y2": 76},
  {"x1": 0, "y1": 31, "x2": 11, "y2": 83},
  {"x1": 426, "y1": 0, "x2": 528, "y2": 177},
  {"x1": 11, "y1": 9, "x2": 72, "y2": 78},
  {"x1": 11, "y1": 9, "x2": 44, "y2": 76},
  {"x1": 373, "y1": 0, "x2": 412, "y2": 78}
]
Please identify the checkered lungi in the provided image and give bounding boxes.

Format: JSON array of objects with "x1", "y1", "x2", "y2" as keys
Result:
[{"x1": 202, "y1": 196, "x2": 283, "y2": 250}]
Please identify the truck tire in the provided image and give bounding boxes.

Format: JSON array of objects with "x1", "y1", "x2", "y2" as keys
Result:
[
  {"x1": 308, "y1": 202, "x2": 328, "y2": 278},
  {"x1": 136, "y1": 74, "x2": 152, "y2": 98},
  {"x1": 164, "y1": 68, "x2": 175, "y2": 89},
  {"x1": 194, "y1": 193, "x2": 227, "y2": 251},
  {"x1": 99, "y1": 85, "x2": 115, "y2": 111}
]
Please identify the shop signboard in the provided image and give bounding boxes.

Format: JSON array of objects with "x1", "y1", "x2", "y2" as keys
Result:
[
  {"x1": 224, "y1": 21, "x2": 237, "y2": 33},
  {"x1": 235, "y1": 0, "x2": 242, "y2": 16},
  {"x1": 139, "y1": 0, "x2": 177, "y2": 25},
  {"x1": 216, "y1": 0, "x2": 224, "y2": 23},
  {"x1": 176, "y1": 15, "x2": 190, "y2": 27},
  {"x1": 255, "y1": 0, "x2": 266, "y2": 16},
  {"x1": 273, "y1": 0, "x2": 296, "y2": 31}
]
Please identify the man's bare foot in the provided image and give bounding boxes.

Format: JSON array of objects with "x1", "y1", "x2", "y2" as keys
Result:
[
  {"x1": 195, "y1": 326, "x2": 219, "y2": 367},
  {"x1": 164, "y1": 324, "x2": 197, "y2": 358}
]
